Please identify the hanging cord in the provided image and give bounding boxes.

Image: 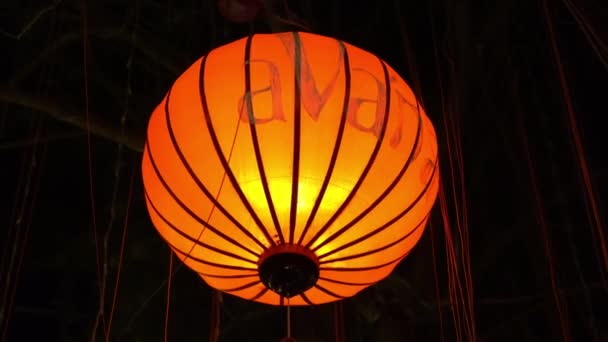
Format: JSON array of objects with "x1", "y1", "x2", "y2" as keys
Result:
[
  {"x1": 280, "y1": 298, "x2": 295, "y2": 342},
  {"x1": 209, "y1": 290, "x2": 222, "y2": 342},
  {"x1": 287, "y1": 298, "x2": 291, "y2": 338},
  {"x1": 333, "y1": 302, "x2": 345, "y2": 342},
  {"x1": 164, "y1": 251, "x2": 173, "y2": 342},
  {"x1": 118, "y1": 62, "x2": 244, "y2": 338}
]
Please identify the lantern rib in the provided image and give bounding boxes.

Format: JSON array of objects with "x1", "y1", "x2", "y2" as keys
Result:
[
  {"x1": 319, "y1": 212, "x2": 430, "y2": 264},
  {"x1": 297, "y1": 39, "x2": 350, "y2": 246},
  {"x1": 318, "y1": 276, "x2": 375, "y2": 286},
  {"x1": 199, "y1": 272, "x2": 258, "y2": 279},
  {"x1": 163, "y1": 87, "x2": 269, "y2": 252},
  {"x1": 145, "y1": 143, "x2": 260, "y2": 258},
  {"x1": 312, "y1": 109, "x2": 423, "y2": 254},
  {"x1": 243, "y1": 35, "x2": 285, "y2": 244},
  {"x1": 304, "y1": 58, "x2": 392, "y2": 250},
  {"x1": 163, "y1": 239, "x2": 257, "y2": 271},
  {"x1": 249, "y1": 287, "x2": 269, "y2": 301},
  {"x1": 299, "y1": 292, "x2": 314, "y2": 305},
  {"x1": 198, "y1": 53, "x2": 277, "y2": 248},
  {"x1": 218, "y1": 280, "x2": 261, "y2": 293},
  {"x1": 320, "y1": 250, "x2": 410, "y2": 272},
  {"x1": 317, "y1": 158, "x2": 438, "y2": 260},
  {"x1": 314, "y1": 284, "x2": 346, "y2": 299},
  {"x1": 145, "y1": 190, "x2": 258, "y2": 264},
  {"x1": 288, "y1": 32, "x2": 302, "y2": 245}
]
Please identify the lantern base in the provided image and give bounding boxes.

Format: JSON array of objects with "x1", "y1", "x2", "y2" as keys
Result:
[{"x1": 258, "y1": 244, "x2": 319, "y2": 298}]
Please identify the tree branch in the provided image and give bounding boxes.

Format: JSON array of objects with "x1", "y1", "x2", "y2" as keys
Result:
[
  {"x1": 0, "y1": 86, "x2": 145, "y2": 152},
  {"x1": 0, "y1": 0, "x2": 63, "y2": 40},
  {"x1": 11, "y1": 27, "x2": 182, "y2": 86},
  {"x1": 0, "y1": 131, "x2": 84, "y2": 150}
]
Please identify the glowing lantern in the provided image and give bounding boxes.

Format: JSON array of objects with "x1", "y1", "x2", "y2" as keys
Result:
[{"x1": 142, "y1": 32, "x2": 439, "y2": 306}]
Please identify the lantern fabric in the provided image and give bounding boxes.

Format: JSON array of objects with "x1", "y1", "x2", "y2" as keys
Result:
[{"x1": 142, "y1": 32, "x2": 439, "y2": 305}]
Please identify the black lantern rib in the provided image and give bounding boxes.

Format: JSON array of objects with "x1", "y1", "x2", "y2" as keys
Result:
[
  {"x1": 162, "y1": 238, "x2": 257, "y2": 272},
  {"x1": 289, "y1": 32, "x2": 303, "y2": 245},
  {"x1": 163, "y1": 87, "x2": 268, "y2": 251},
  {"x1": 249, "y1": 288, "x2": 269, "y2": 301},
  {"x1": 199, "y1": 272, "x2": 258, "y2": 279},
  {"x1": 304, "y1": 56, "x2": 392, "y2": 250},
  {"x1": 219, "y1": 280, "x2": 262, "y2": 293},
  {"x1": 312, "y1": 105, "x2": 423, "y2": 254},
  {"x1": 314, "y1": 284, "x2": 346, "y2": 299},
  {"x1": 300, "y1": 292, "x2": 314, "y2": 305},
  {"x1": 198, "y1": 50, "x2": 277, "y2": 248},
  {"x1": 145, "y1": 190, "x2": 258, "y2": 264},
  {"x1": 319, "y1": 212, "x2": 430, "y2": 264},
  {"x1": 243, "y1": 35, "x2": 285, "y2": 244},
  {"x1": 318, "y1": 276, "x2": 375, "y2": 286},
  {"x1": 318, "y1": 159, "x2": 438, "y2": 260},
  {"x1": 320, "y1": 251, "x2": 411, "y2": 272},
  {"x1": 297, "y1": 39, "x2": 350, "y2": 245},
  {"x1": 145, "y1": 143, "x2": 260, "y2": 258}
]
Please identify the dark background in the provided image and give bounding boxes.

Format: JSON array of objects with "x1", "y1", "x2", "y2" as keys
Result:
[{"x1": 1, "y1": 0, "x2": 607, "y2": 341}]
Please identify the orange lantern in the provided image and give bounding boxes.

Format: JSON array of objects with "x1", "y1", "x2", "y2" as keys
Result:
[{"x1": 142, "y1": 32, "x2": 439, "y2": 306}]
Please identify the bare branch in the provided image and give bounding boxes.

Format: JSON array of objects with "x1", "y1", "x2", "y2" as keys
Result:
[
  {"x1": 11, "y1": 28, "x2": 182, "y2": 86},
  {"x1": 0, "y1": 131, "x2": 84, "y2": 150},
  {"x1": 0, "y1": 0, "x2": 62, "y2": 40},
  {"x1": 0, "y1": 86, "x2": 145, "y2": 152}
]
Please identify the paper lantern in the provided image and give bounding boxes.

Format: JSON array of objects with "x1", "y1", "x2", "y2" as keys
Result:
[{"x1": 142, "y1": 32, "x2": 439, "y2": 306}]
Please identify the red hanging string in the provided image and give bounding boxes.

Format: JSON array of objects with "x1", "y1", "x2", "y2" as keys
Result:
[
  {"x1": 280, "y1": 298, "x2": 295, "y2": 342},
  {"x1": 333, "y1": 302, "x2": 345, "y2": 342},
  {"x1": 209, "y1": 290, "x2": 221, "y2": 342},
  {"x1": 164, "y1": 250, "x2": 173, "y2": 342}
]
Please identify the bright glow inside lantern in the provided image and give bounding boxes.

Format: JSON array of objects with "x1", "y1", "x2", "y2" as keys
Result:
[{"x1": 142, "y1": 31, "x2": 439, "y2": 305}]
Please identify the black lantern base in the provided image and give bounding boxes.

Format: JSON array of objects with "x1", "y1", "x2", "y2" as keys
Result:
[{"x1": 258, "y1": 245, "x2": 319, "y2": 298}]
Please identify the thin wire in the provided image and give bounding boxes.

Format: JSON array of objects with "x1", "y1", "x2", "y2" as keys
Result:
[
  {"x1": 178, "y1": 81, "x2": 247, "y2": 264},
  {"x1": 562, "y1": 0, "x2": 608, "y2": 72},
  {"x1": 102, "y1": 3, "x2": 139, "y2": 338},
  {"x1": 164, "y1": 250, "x2": 173, "y2": 342},
  {"x1": 0, "y1": 126, "x2": 35, "y2": 337},
  {"x1": 333, "y1": 302, "x2": 338, "y2": 341},
  {"x1": 430, "y1": 220, "x2": 446, "y2": 342},
  {"x1": 287, "y1": 298, "x2": 291, "y2": 338},
  {"x1": 517, "y1": 96, "x2": 571, "y2": 342},
  {"x1": 118, "y1": 84, "x2": 245, "y2": 339},
  {"x1": 105, "y1": 164, "x2": 136, "y2": 340},
  {"x1": 0, "y1": 0, "x2": 62, "y2": 39},
  {"x1": 333, "y1": 302, "x2": 345, "y2": 342},
  {"x1": 80, "y1": 1, "x2": 105, "y2": 339},
  {"x1": 340, "y1": 302, "x2": 345, "y2": 342},
  {"x1": 1, "y1": 6, "x2": 57, "y2": 336},
  {"x1": 209, "y1": 290, "x2": 221, "y2": 342},
  {"x1": 0, "y1": 121, "x2": 46, "y2": 341},
  {"x1": 0, "y1": 142, "x2": 27, "y2": 283},
  {"x1": 542, "y1": 0, "x2": 608, "y2": 287},
  {"x1": 81, "y1": 0, "x2": 101, "y2": 289},
  {"x1": 428, "y1": 2, "x2": 475, "y2": 339}
]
